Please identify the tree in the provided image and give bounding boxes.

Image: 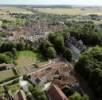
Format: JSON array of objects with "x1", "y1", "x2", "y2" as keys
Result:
[
  {"x1": 75, "y1": 55, "x2": 91, "y2": 79},
  {"x1": 69, "y1": 92, "x2": 89, "y2": 100},
  {"x1": 47, "y1": 47, "x2": 56, "y2": 58},
  {"x1": 39, "y1": 40, "x2": 52, "y2": 54},
  {"x1": 54, "y1": 35, "x2": 64, "y2": 52},
  {"x1": 68, "y1": 21, "x2": 102, "y2": 46},
  {"x1": 63, "y1": 48, "x2": 72, "y2": 61},
  {"x1": 29, "y1": 86, "x2": 47, "y2": 100},
  {"x1": 48, "y1": 32, "x2": 64, "y2": 53},
  {"x1": 48, "y1": 32, "x2": 56, "y2": 44},
  {"x1": 11, "y1": 48, "x2": 17, "y2": 59},
  {"x1": 0, "y1": 41, "x2": 16, "y2": 52},
  {"x1": 39, "y1": 39, "x2": 57, "y2": 59},
  {"x1": 16, "y1": 42, "x2": 25, "y2": 51},
  {"x1": 4, "y1": 51, "x2": 14, "y2": 58},
  {"x1": 75, "y1": 46, "x2": 102, "y2": 98},
  {"x1": 0, "y1": 54, "x2": 12, "y2": 64}
]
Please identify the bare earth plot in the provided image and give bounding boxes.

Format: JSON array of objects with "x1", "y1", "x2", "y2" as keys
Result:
[
  {"x1": 16, "y1": 50, "x2": 47, "y2": 75},
  {"x1": 16, "y1": 50, "x2": 46, "y2": 68}
]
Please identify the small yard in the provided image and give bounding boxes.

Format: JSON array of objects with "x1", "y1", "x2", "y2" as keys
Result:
[
  {"x1": 16, "y1": 50, "x2": 46, "y2": 68},
  {"x1": 0, "y1": 86, "x2": 4, "y2": 96},
  {"x1": 0, "y1": 70, "x2": 16, "y2": 82},
  {"x1": 7, "y1": 83, "x2": 20, "y2": 95}
]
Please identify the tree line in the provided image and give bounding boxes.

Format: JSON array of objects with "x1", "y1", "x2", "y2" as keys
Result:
[
  {"x1": 65, "y1": 21, "x2": 102, "y2": 46},
  {"x1": 75, "y1": 46, "x2": 102, "y2": 98},
  {"x1": 39, "y1": 32, "x2": 72, "y2": 61}
]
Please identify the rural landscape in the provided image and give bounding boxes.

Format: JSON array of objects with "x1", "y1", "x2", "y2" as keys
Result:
[{"x1": 0, "y1": 3, "x2": 102, "y2": 100}]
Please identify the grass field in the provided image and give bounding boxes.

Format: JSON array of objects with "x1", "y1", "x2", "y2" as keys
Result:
[
  {"x1": 0, "y1": 6, "x2": 33, "y2": 21},
  {"x1": 35, "y1": 8, "x2": 102, "y2": 15},
  {"x1": 0, "y1": 86, "x2": 4, "y2": 96},
  {"x1": 0, "y1": 7, "x2": 33, "y2": 14},
  {"x1": 0, "y1": 70, "x2": 16, "y2": 82},
  {"x1": 16, "y1": 50, "x2": 46, "y2": 67},
  {"x1": 7, "y1": 83, "x2": 20, "y2": 95}
]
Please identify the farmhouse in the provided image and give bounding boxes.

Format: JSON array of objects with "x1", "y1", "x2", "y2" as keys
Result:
[
  {"x1": 65, "y1": 36, "x2": 86, "y2": 60},
  {"x1": 0, "y1": 97, "x2": 3, "y2": 100},
  {"x1": 47, "y1": 84, "x2": 68, "y2": 100},
  {"x1": 13, "y1": 90, "x2": 27, "y2": 100},
  {"x1": 31, "y1": 71, "x2": 48, "y2": 86}
]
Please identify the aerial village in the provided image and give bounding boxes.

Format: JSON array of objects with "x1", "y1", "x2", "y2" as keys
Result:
[{"x1": 0, "y1": 6, "x2": 102, "y2": 100}]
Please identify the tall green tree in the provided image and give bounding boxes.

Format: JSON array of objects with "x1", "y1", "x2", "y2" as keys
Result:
[
  {"x1": 47, "y1": 47, "x2": 56, "y2": 58},
  {"x1": 0, "y1": 54, "x2": 12, "y2": 64},
  {"x1": 48, "y1": 32, "x2": 64, "y2": 53},
  {"x1": 75, "y1": 46, "x2": 102, "y2": 98},
  {"x1": 63, "y1": 48, "x2": 72, "y2": 61},
  {"x1": 29, "y1": 86, "x2": 47, "y2": 100},
  {"x1": 69, "y1": 92, "x2": 89, "y2": 100}
]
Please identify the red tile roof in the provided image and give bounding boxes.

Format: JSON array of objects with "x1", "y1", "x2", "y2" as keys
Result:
[
  {"x1": 47, "y1": 84, "x2": 68, "y2": 100},
  {"x1": 14, "y1": 90, "x2": 27, "y2": 100}
]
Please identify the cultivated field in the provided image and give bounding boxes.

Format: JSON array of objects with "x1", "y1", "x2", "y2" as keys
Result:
[
  {"x1": 0, "y1": 70, "x2": 16, "y2": 82},
  {"x1": 34, "y1": 7, "x2": 102, "y2": 15},
  {"x1": 0, "y1": 6, "x2": 33, "y2": 20},
  {"x1": 0, "y1": 6, "x2": 33, "y2": 14}
]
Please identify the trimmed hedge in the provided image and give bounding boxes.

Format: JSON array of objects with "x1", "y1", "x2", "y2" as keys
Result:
[{"x1": 0, "y1": 75, "x2": 19, "y2": 84}]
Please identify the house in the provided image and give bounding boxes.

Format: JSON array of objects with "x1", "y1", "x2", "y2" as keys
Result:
[
  {"x1": 31, "y1": 71, "x2": 48, "y2": 86},
  {"x1": 0, "y1": 97, "x2": 3, "y2": 100},
  {"x1": 19, "y1": 80, "x2": 28, "y2": 92},
  {"x1": 65, "y1": 37, "x2": 86, "y2": 51},
  {"x1": 71, "y1": 83, "x2": 84, "y2": 96},
  {"x1": 31, "y1": 76, "x2": 48, "y2": 86},
  {"x1": 13, "y1": 90, "x2": 27, "y2": 100},
  {"x1": 65, "y1": 36, "x2": 86, "y2": 60},
  {"x1": 47, "y1": 84, "x2": 68, "y2": 100}
]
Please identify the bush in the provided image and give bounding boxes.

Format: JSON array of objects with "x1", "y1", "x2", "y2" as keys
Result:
[
  {"x1": 69, "y1": 22, "x2": 102, "y2": 46},
  {"x1": 48, "y1": 32, "x2": 64, "y2": 53},
  {"x1": 12, "y1": 68, "x2": 18, "y2": 75},
  {"x1": 11, "y1": 48, "x2": 17, "y2": 59},
  {"x1": 63, "y1": 48, "x2": 72, "y2": 61},
  {"x1": 0, "y1": 41, "x2": 16, "y2": 52},
  {"x1": 75, "y1": 46, "x2": 102, "y2": 98},
  {"x1": 0, "y1": 75, "x2": 19, "y2": 84},
  {"x1": 39, "y1": 39, "x2": 56, "y2": 59},
  {"x1": 0, "y1": 54, "x2": 12, "y2": 64},
  {"x1": 5, "y1": 51, "x2": 14, "y2": 58},
  {"x1": 29, "y1": 85, "x2": 47, "y2": 100},
  {"x1": 69, "y1": 92, "x2": 89, "y2": 100},
  {"x1": 47, "y1": 47, "x2": 56, "y2": 58}
]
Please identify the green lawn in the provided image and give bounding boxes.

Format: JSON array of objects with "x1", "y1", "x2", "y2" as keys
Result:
[
  {"x1": 16, "y1": 50, "x2": 46, "y2": 67},
  {"x1": 0, "y1": 86, "x2": 4, "y2": 96},
  {"x1": 7, "y1": 83, "x2": 20, "y2": 95},
  {"x1": 0, "y1": 70, "x2": 16, "y2": 82}
]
